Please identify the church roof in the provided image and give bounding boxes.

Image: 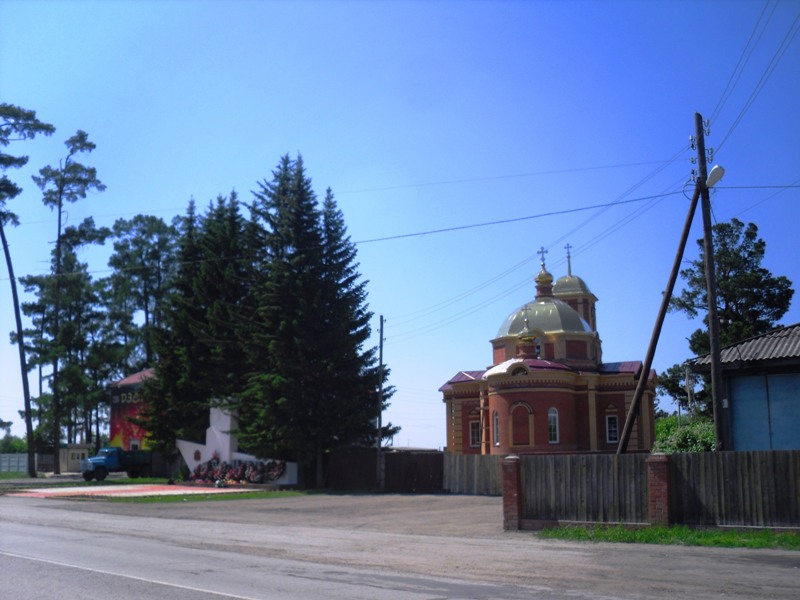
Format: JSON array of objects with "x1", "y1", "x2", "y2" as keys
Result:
[
  {"x1": 495, "y1": 297, "x2": 592, "y2": 338},
  {"x1": 553, "y1": 274, "x2": 593, "y2": 296},
  {"x1": 439, "y1": 359, "x2": 572, "y2": 391}
]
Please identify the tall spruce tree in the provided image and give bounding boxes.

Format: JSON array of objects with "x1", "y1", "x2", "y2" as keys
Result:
[
  {"x1": 318, "y1": 189, "x2": 397, "y2": 451},
  {"x1": 141, "y1": 202, "x2": 210, "y2": 448},
  {"x1": 0, "y1": 103, "x2": 54, "y2": 476},
  {"x1": 238, "y1": 156, "x2": 326, "y2": 479},
  {"x1": 142, "y1": 194, "x2": 253, "y2": 449},
  {"x1": 237, "y1": 156, "x2": 395, "y2": 487}
]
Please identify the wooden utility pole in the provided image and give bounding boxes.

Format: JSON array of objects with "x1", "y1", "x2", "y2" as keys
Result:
[
  {"x1": 617, "y1": 185, "x2": 700, "y2": 453},
  {"x1": 618, "y1": 112, "x2": 726, "y2": 453},
  {"x1": 694, "y1": 112, "x2": 725, "y2": 450},
  {"x1": 376, "y1": 315, "x2": 384, "y2": 490}
]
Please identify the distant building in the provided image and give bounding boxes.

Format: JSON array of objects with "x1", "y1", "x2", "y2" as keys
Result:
[
  {"x1": 107, "y1": 368, "x2": 154, "y2": 451},
  {"x1": 691, "y1": 322, "x2": 800, "y2": 450},
  {"x1": 440, "y1": 252, "x2": 655, "y2": 455}
]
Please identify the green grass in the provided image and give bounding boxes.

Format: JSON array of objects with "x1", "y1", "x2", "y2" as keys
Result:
[
  {"x1": 537, "y1": 524, "x2": 800, "y2": 550},
  {"x1": 0, "y1": 471, "x2": 27, "y2": 480}
]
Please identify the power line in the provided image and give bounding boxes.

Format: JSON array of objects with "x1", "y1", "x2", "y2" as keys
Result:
[
  {"x1": 716, "y1": 9, "x2": 800, "y2": 153},
  {"x1": 335, "y1": 160, "x2": 676, "y2": 195},
  {"x1": 710, "y1": 0, "x2": 778, "y2": 124},
  {"x1": 354, "y1": 192, "x2": 684, "y2": 245}
]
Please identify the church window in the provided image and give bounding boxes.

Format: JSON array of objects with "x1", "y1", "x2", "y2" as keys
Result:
[
  {"x1": 469, "y1": 421, "x2": 480, "y2": 447},
  {"x1": 606, "y1": 415, "x2": 619, "y2": 444},
  {"x1": 512, "y1": 366, "x2": 527, "y2": 376},
  {"x1": 492, "y1": 410, "x2": 500, "y2": 446},
  {"x1": 548, "y1": 408, "x2": 559, "y2": 444}
]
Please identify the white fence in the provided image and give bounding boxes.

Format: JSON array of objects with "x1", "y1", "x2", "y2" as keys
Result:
[{"x1": 0, "y1": 453, "x2": 31, "y2": 473}]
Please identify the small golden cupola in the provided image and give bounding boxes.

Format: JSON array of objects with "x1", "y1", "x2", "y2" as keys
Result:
[
  {"x1": 491, "y1": 247, "x2": 601, "y2": 368},
  {"x1": 552, "y1": 243, "x2": 598, "y2": 331}
]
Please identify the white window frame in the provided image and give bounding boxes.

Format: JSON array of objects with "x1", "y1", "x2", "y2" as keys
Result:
[
  {"x1": 469, "y1": 421, "x2": 481, "y2": 447},
  {"x1": 606, "y1": 414, "x2": 620, "y2": 444},
  {"x1": 548, "y1": 407, "x2": 559, "y2": 444}
]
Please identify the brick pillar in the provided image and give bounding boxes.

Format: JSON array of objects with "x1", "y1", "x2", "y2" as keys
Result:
[
  {"x1": 502, "y1": 455, "x2": 522, "y2": 530},
  {"x1": 646, "y1": 454, "x2": 670, "y2": 526}
]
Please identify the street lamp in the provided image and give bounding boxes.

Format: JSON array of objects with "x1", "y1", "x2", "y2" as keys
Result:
[{"x1": 706, "y1": 165, "x2": 725, "y2": 189}]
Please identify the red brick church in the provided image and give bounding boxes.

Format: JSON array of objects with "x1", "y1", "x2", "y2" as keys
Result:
[{"x1": 441, "y1": 249, "x2": 655, "y2": 455}]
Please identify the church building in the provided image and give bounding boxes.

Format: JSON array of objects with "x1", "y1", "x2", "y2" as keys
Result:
[{"x1": 440, "y1": 249, "x2": 655, "y2": 455}]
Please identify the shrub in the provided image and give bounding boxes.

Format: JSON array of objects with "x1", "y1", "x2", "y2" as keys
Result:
[{"x1": 653, "y1": 415, "x2": 716, "y2": 453}]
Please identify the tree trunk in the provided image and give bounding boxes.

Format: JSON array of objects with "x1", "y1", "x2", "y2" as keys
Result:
[{"x1": 0, "y1": 221, "x2": 37, "y2": 478}]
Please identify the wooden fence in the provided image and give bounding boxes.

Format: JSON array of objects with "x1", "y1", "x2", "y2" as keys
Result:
[
  {"x1": 326, "y1": 448, "x2": 444, "y2": 493},
  {"x1": 520, "y1": 453, "x2": 649, "y2": 524},
  {"x1": 501, "y1": 450, "x2": 800, "y2": 530},
  {"x1": 669, "y1": 450, "x2": 800, "y2": 528},
  {"x1": 443, "y1": 453, "x2": 503, "y2": 495}
]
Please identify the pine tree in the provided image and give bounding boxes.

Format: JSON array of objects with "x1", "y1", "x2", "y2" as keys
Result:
[
  {"x1": 32, "y1": 133, "x2": 105, "y2": 472},
  {"x1": 661, "y1": 218, "x2": 794, "y2": 414},
  {"x1": 672, "y1": 218, "x2": 793, "y2": 355},
  {"x1": 0, "y1": 103, "x2": 54, "y2": 476},
  {"x1": 108, "y1": 215, "x2": 178, "y2": 368}
]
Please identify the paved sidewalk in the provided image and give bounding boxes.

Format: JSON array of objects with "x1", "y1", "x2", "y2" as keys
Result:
[{"x1": 7, "y1": 483, "x2": 257, "y2": 498}]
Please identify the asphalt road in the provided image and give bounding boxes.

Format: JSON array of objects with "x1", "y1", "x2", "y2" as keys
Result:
[{"x1": 1, "y1": 491, "x2": 798, "y2": 599}]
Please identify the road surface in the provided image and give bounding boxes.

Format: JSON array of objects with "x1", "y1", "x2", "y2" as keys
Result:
[{"x1": 1, "y1": 492, "x2": 797, "y2": 599}]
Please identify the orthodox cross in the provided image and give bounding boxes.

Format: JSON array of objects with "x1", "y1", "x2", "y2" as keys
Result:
[
  {"x1": 537, "y1": 246, "x2": 548, "y2": 269},
  {"x1": 564, "y1": 243, "x2": 573, "y2": 276}
]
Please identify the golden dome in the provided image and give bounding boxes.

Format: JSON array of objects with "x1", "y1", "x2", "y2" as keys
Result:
[{"x1": 495, "y1": 297, "x2": 592, "y2": 338}]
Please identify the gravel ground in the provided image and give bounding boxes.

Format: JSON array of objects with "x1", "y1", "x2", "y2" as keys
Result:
[{"x1": 3, "y1": 479, "x2": 799, "y2": 598}]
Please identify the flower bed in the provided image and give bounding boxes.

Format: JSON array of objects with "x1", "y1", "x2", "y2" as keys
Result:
[{"x1": 188, "y1": 452, "x2": 286, "y2": 484}]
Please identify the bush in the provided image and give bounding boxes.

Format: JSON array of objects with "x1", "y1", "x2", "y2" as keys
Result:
[
  {"x1": 0, "y1": 434, "x2": 27, "y2": 454},
  {"x1": 653, "y1": 415, "x2": 716, "y2": 453}
]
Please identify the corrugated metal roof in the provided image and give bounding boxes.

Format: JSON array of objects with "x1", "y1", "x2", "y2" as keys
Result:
[{"x1": 693, "y1": 322, "x2": 800, "y2": 366}]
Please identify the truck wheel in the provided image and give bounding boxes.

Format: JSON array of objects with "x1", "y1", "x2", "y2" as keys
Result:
[
  {"x1": 95, "y1": 466, "x2": 108, "y2": 481},
  {"x1": 82, "y1": 472, "x2": 94, "y2": 482}
]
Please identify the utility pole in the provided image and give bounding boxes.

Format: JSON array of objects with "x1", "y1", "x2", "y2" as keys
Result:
[
  {"x1": 617, "y1": 184, "x2": 700, "y2": 453},
  {"x1": 694, "y1": 112, "x2": 725, "y2": 450},
  {"x1": 618, "y1": 112, "x2": 726, "y2": 453},
  {"x1": 376, "y1": 315, "x2": 384, "y2": 490}
]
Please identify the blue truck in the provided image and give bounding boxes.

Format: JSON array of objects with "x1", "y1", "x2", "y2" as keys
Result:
[{"x1": 80, "y1": 447, "x2": 151, "y2": 481}]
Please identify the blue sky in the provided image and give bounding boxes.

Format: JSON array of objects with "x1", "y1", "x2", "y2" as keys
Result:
[{"x1": 1, "y1": 0, "x2": 799, "y2": 449}]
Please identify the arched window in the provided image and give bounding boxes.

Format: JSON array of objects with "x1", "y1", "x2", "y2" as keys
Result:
[
  {"x1": 492, "y1": 410, "x2": 500, "y2": 446},
  {"x1": 548, "y1": 407, "x2": 559, "y2": 444}
]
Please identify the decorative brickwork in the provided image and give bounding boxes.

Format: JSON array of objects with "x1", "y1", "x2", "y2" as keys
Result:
[
  {"x1": 646, "y1": 454, "x2": 670, "y2": 526},
  {"x1": 502, "y1": 455, "x2": 521, "y2": 530}
]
